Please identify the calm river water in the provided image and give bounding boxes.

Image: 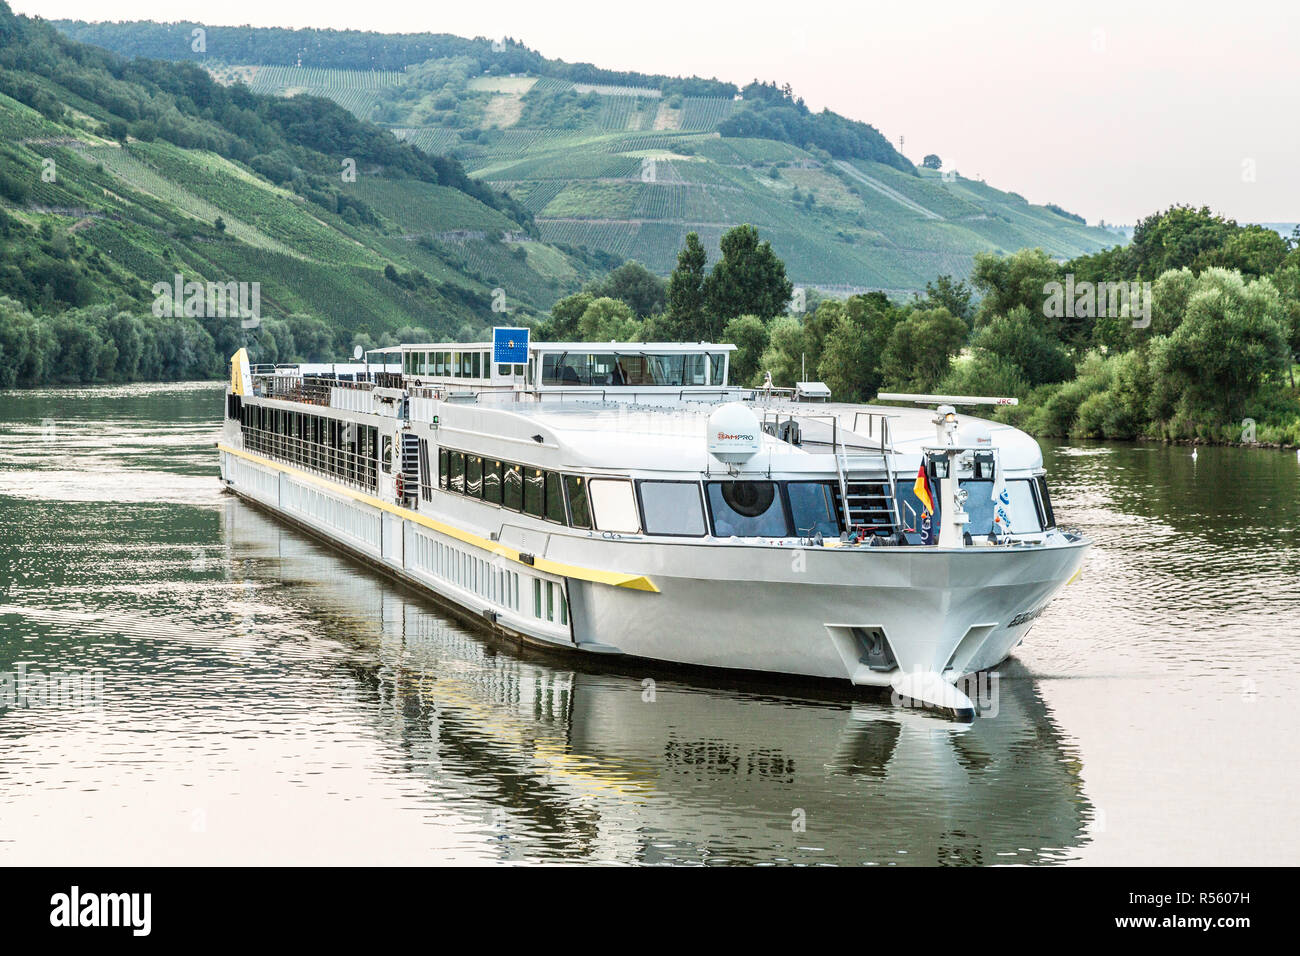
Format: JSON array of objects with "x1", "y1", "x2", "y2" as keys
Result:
[{"x1": 0, "y1": 382, "x2": 1296, "y2": 865}]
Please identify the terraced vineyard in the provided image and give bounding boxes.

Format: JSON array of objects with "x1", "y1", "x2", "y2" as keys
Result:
[
  {"x1": 51, "y1": 19, "x2": 1120, "y2": 294},
  {"x1": 0, "y1": 70, "x2": 603, "y2": 342}
]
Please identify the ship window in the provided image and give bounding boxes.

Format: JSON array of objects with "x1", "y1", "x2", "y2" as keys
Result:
[
  {"x1": 449, "y1": 451, "x2": 464, "y2": 494},
  {"x1": 588, "y1": 479, "x2": 640, "y2": 533},
  {"x1": 707, "y1": 481, "x2": 790, "y2": 537},
  {"x1": 786, "y1": 482, "x2": 840, "y2": 536},
  {"x1": 565, "y1": 475, "x2": 592, "y2": 530},
  {"x1": 523, "y1": 468, "x2": 545, "y2": 517},
  {"x1": 1005, "y1": 480, "x2": 1043, "y2": 533},
  {"x1": 1035, "y1": 476, "x2": 1056, "y2": 528},
  {"x1": 960, "y1": 479, "x2": 1044, "y2": 535},
  {"x1": 497, "y1": 364, "x2": 511, "y2": 377},
  {"x1": 533, "y1": 578, "x2": 542, "y2": 617},
  {"x1": 471, "y1": 352, "x2": 481, "y2": 379},
  {"x1": 466, "y1": 455, "x2": 483, "y2": 498},
  {"x1": 438, "y1": 449, "x2": 448, "y2": 489},
  {"x1": 959, "y1": 480, "x2": 994, "y2": 535},
  {"x1": 504, "y1": 464, "x2": 523, "y2": 511},
  {"x1": 638, "y1": 481, "x2": 706, "y2": 536},
  {"x1": 544, "y1": 471, "x2": 566, "y2": 524},
  {"x1": 482, "y1": 459, "x2": 503, "y2": 505}
]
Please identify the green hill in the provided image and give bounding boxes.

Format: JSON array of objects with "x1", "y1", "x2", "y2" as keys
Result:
[
  {"x1": 51, "y1": 20, "x2": 1121, "y2": 295},
  {"x1": 0, "y1": 2, "x2": 611, "y2": 385}
]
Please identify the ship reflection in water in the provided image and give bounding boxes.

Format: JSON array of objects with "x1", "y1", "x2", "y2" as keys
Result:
[{"x1": 227, "y1": 498, "x2": 1094, "y2": 866}]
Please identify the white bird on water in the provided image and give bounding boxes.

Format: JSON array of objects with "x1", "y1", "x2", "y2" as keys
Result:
[{"x1": 1191, "y1": 447, "x2": 1198, "y2": 463}]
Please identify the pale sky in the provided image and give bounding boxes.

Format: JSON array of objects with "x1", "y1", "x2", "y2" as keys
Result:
[{"x1": 14, "y1": 0, "x2": 1300, "y2": 225}]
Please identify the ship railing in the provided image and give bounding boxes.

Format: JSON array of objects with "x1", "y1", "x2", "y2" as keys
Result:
[
  {"x1": 518, "y1": 387, "x2": 735, "y2": 403},
  {"x1": 759, "y1": 409, "x2": 902, "y2": 531},
  {"x1": 251, "y1": 373, "x2": 375, "y2": 405},
  {"x1": 239, "y1": 425, "x2": 378, "y2": 493}
]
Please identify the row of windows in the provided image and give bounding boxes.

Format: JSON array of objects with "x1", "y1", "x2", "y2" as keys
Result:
[
  {"x1": 239, "y1": 404, "x2": 379, "y2": 491},
  {"x1": 637, "y1": 480, "x2": 842, "y2": 538},
  {"x1": 435, "y1": 447, "x2": 846, "y2": 539},
  {"x1": 439, "y1": 449, "x2": 593, "y2": 528},
  {"x1": 403, "y1": 350, "x2": 524, "y2": 380},
  {"x1": 539, "y1": 352, "x2": 725, "y2": 388}
]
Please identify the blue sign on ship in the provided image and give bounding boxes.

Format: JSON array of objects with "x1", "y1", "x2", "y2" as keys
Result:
[{"x1": 493, "y1": 327, "x2": 530, "y2": 365}]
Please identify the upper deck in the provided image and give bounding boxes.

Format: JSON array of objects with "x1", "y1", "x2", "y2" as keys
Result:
[{"x1": 366, "y1": 340, "x2": 737, "y2": 397}]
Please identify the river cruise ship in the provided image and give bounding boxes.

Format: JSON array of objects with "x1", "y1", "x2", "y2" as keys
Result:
[{"x1": 217, "y1": 339, "x2": 1088, "y2": 718}]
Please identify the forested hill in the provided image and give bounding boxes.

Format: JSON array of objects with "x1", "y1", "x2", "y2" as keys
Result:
[
  {"x1": 52, "y1": 20, "x2": 913, "y2": 172},
  {"x1": 50, "y1": 18, "x2": 1116, "y2": 290},
  {"x1": 0, "y1": 2, "x2": 618, "y2": 385}
]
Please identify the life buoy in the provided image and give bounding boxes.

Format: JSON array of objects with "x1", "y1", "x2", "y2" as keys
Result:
[{"x1": 395, "y1": 473, "x2": 405, "y2": 499}]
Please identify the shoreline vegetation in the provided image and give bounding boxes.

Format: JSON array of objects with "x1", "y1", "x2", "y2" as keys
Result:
[
  {"x1": 532, "y1": 206, "x2": 1299, "y2": 448},
  {"x1": 2, "y1": 8, "x2": 1295, "y2": 447},
  {"x1": 5, "y1": 209, "x2": 1298, "y2": 452}
]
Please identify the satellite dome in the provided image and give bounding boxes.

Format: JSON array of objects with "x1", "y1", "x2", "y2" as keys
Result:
[{"x1": 707, "y1": 403, "x2": 762, "y2": 465}]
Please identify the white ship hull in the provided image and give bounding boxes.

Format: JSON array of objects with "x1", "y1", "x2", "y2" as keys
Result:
[{"x1": 219, "y1": 444, "x2": 1087, "y2": 717}]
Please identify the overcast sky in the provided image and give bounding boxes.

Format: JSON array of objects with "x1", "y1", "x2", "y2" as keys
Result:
[{"x1": 15, "y1": 0, "x2": 1300, "y2": 225}]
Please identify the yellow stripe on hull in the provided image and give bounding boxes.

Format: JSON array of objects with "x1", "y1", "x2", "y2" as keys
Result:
[{"x1": 217, "y1": 442, "x2": 659, "y2": 593}]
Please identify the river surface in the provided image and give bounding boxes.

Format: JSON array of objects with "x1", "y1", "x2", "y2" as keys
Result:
[{"x1": 0, "y1": 382, "x2": 1296, "y2": 865}]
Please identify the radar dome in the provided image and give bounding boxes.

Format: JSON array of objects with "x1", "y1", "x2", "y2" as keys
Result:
[{"x1": 707, "y1": 403, "x2": 762, "y2": 465}]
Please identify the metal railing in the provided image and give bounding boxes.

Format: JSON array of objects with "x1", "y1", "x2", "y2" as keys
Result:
[
  {"x1": 251, "y1": 374, "x2": 375, "y2": 408},
  {"x1": 240, "y1": 425, "x2": 378, "y2": 493},
  {"x1": 521, "y1": 387, "x2": 734, "y2": 403}
]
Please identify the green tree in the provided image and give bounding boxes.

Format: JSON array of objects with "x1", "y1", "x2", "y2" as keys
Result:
[
  {"x1": 814, "y1": 293, "x2": 901, "y2": 401},
  {"x1": 971, "y1": 248, "x2": 1062, "y2": 330},
  {"x1": 1093, "y1": 267, "x2": 1195, "y2": 351},
  {"x1": 665, "y1": 232, "x2": 708, "y2": 339},
  {"x1": 921, "y1": 154, "x2": 942, "y2": 170},
  {"x1": 547, "y1": 291, "x2": 595, "y2": 340},
  {"x1": 577, "y1": 297, "x2": 638, "y2": 341},
  {"x1": 586, "y1": 261, "x2": 666, "y2": 318},
  {"x1": 918, "y1": 274, "x2": 973, "y2": 324},
  {"x1": 1129, "y1": 205, "x2": 1238, "y2": 279},
  {"x1": 702, "y1": 224, "x2": 793, "y2": 332},
  {"x1": 1269, "y1": 264, "x2": 1300, "y2": 385},
  {"x1": 880, "y1": 307, "x2": 968, "y2": 391},
  {"x1": 757, "y1": 316, "x2": 809, "y2": 387},
  {"x1": 721, "y1": 314, "x2": 769, "y2": 387},
  {"x1": 970, "y1": 306, "x2": 1074, "y2": 387},
  {"x1": 1207, "y1": 225, "x2": 1290, "y2": 278},
  {"x1": 1148, "y1": 268, "x2": 1290, "y2": 423}
]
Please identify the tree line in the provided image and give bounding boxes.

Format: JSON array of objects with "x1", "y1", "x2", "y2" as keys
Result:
[
  {"x1": 49, "y1": 20, "x2": 737, "y2": 98},
  {"x1": 536, "y1": 209, "x2": 1300, "y2": 446}
]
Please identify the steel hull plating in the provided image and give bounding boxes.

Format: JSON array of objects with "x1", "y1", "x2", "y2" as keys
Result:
[
  {"x1": 562, "y1": 537, "x2": 1087, "y2": 684},
  {"x1": 220, "y1": 448, "x2": 1086, "y2": 706}
]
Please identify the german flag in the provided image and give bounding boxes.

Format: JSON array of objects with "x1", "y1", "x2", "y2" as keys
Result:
[{"x1": 913, "y1": 463, "x2": 935, "y2": 516}]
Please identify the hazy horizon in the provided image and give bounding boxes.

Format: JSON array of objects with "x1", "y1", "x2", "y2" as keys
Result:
[{"x1": 13, "y1": 0, "x2": 1300, "y2": 227}]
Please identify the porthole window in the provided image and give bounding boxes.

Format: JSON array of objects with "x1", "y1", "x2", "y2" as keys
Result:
[{"x1": 707, "y1": 481, "x2": 790, "y2": 537}]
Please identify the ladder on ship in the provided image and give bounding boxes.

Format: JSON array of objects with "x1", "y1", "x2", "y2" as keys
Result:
[
  {"x1": 761, "y1": 409, "x2": 902, "y2": 534},
  {"x1": 400, "y1": 432, "x2": 420, "y2": 504},
  {"x1": 835, "y1": 411, "x2": 902, "y2": 534}
]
